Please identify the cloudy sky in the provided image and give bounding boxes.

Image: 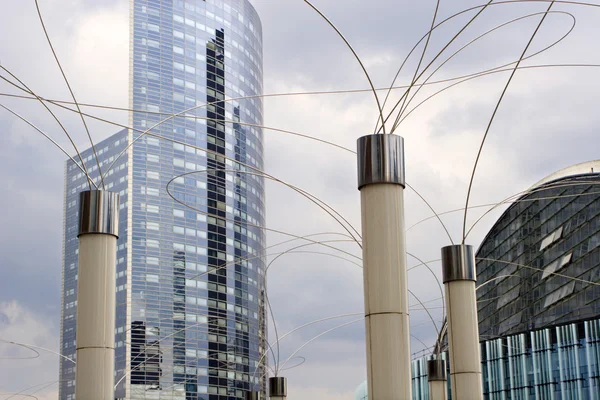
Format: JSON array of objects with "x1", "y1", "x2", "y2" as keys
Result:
[{"x1": 1, "y1": 0, "x2": 600, "y2": 399}]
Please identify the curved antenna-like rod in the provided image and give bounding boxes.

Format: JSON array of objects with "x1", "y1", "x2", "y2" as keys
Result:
[
  {"x1": 392, "y1": 0, "x2": 442, "y2": 129},
  {"x1": 0, "y1": 103, "x2": 95, "y2": 184},
  {"x1": 477, "y1": 274, "x2": 522, "y2": 291},
  {"x1": 3, "y1": 380, "x2": 58, "y2": 400},
  {"x1": 462, "y1": 1, "x2": 557, "y2": 243},
  {"x1": 280, "y1": 250, "x2": 363, "y2": 269},
  {"x1": 0, "y1": 339, "x2": 40, "y2": 360},
  {"x1": 395, "y1": 10, "x2": 575, "y2": 127},
  {"x1": 265, "y1": 240, "x2": 361, "y2": 274},
  {"x1": 34, "y1": 0, "x2": 104, "y2": 189},
  {"x1": 301, "y1": 0, "x2": 386, "y2": 133},
  {"x1": 408, "y1": 258, "x2": 442, "y2": 272},
  {"x1": 464, "y1": 182, "x2": 600, "y2": 240},
  {"x1": 0, "y1": 339, "x2": 75, "y2": 365},
  {"x1": 374, "y1": 0, "x2": 440, "y2": 133},
  {"x1": 166, "y1": 168, "x2": 362, "y2": 253},
  {"x1": 23, "y1": 90, "x2": 456, "y2": 246},
  {"x1": 278, "y1": 356, "x2": 306, "y2": 372},
  {"x1": 476, "y1": 257, "x2": 600, "y2": 286},
  {"x1": 264, "y1": 289, "x2": 281, "y2": 375},
  {"x1": 252, "y1": 313, "x2": 363, "y2": 381},
  {"x1": 407, "y1": 252, "x2": 445, "y2": 326},
  {"x1": 0, "y1": 67, "x2": 96, "y2": 190},
  {"x1": 278, "y1": 318, "x2": 363, "y2": 372},
  {"x1": 408, "y1": 179, "x2": 600, "y2": 235},
  {"x1": 408, "y1": 288, "x2": 439, "y2": 337},
  {"x1": 382, "y1": 0, "x2": 496, "y2": 134},
  {"x1": 406, "y1": 182, "x2": 454, "y2": 244}
]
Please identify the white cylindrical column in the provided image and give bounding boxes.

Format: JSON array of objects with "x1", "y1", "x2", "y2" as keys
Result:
[
  {"x1": 269, "y1": 377, "x2": 287, "y2": 400},
  {"x1": 75, "y1": 190, "x2": 120, "y2": 400},
  {"x1": 441, "y1": 244, "x2": 483, "y2": 400},
  {"x1": 358, "y1": 134, "x2": 411, "y2": 399},
  {"x1": 427, "y1": 358, "x2": 448, "y2": 400}
]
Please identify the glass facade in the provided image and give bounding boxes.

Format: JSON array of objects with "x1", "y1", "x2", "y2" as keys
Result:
[
  {"x1": 477, "y1": 172, "x2": 600, "y2": 339},
  {"x1": 357, "y1": 166, "x2": 600, "y2": 399},
  {"x1": 59, "y1": 1, "x2": 266, "y2": 399}
]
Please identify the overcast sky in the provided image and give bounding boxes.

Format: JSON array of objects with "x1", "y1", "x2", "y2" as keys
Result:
[{"x1": 1, "y1": 0, "x2": 600, "y2": 399}]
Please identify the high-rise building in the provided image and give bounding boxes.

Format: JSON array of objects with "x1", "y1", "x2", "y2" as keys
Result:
[
  {"x1": 357, "y1": 161, "x2": 600, "y2": 399},
  {"x1": 59, "y1": 1, "x2": 266, "y2": 399}
]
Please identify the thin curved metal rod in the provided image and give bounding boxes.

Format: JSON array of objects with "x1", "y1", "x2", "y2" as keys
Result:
[
  {"x1": 476, "y1": 257, "x2": 600, "y2": 286},
  {"x1": 3, "y1": 380, "x2": 58, "y2": 400},
  {"x1": 187, "y1": 239, "x2": 357, "y2": 284},
  {"x1": 34, "y1": 0, "x2": 104, "y2": 189},
  {"x1": 13, "y1": 85, "x2": 458, "y2": 246},
  {"x1": 166, "y1": 168, "x2": 363, "y2": 252},
  {"x1": 408, "y1": 288, "x2": 439, "y2": 337},
  {"x1": 251, "y1": 313, "x2": 362, "y2": 381},
  {"x1": 462, "y1": 1, "x2": 556, "y2": 243},
  {"x1": 476, "y1": 274, "x2": 522, "y2": 290},
  {"x1": 278, "y1": 356, "x2": 306, "y2": 372},
  {"x1": 0, "y1": 103, "x2": 96, "y2": 184},
  {"x1": 407, "y1": 251, "x2": 445, "y2": 327},
  {"x1": 279, "y1": 250, "x2": 363, "y2": 268},
  {"x1": 408, "y1": 258, "x2": 442, "y2": 272},
  {"x1": 0, "y1": 340, "x2": 40, "y2": 360},
  {"x1": 465, "y1": 180, "x2": 600, "y2": 240},
  {"x1": 279, "y1": 318, "x2": 363, "y2": 372},
  {"x1": 396, "y1": 10, "x2": 575, "y2": 126},
  {"x1": 265, "y1": 240, "x2": 360, "y2": 274},
  {"x1": 384, "y1": 0, "x2": 496, "y2": 134},
  {"x1": 115, "y1": 318, "x2": 274, "y2": 389},
  {"x1": 406, "y1": 182, "x2": 454, "y2": 244},
  {"x1": 393, "y1": 0, "x2": 442, "y2": 129},
  {"x1": 375, "y1": 0, "x2": 440, "y2": 133},
  {"x1": 264, "y1": 289, "x2": 281, "y2": 375},
  {"x1": 381, "y1": 0, "x2": 600, "y2": 133},
  {"x1": 0, "y1": 67, "x2": 96, "y2": 189},
  {"x1": 301, "y1": 0, "x2": 386, "y2": 133},
  {"x1": 408, "y1": 179, "x2": 600, "y2": 235},
  {"x1": 0, "y1": 339, "x2": 75, "y2": 365},
  {"x1": 262, "y1": 240, "x2": 361, "y2": 375}
]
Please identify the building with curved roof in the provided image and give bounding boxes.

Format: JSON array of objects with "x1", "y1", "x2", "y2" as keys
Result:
[{"x1": 359, "y1": 161, "x2": 600, "y2": 399}]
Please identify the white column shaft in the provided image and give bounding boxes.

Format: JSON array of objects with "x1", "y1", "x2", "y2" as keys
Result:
[
  {"x1": 429, "y1": 380, "x2": 448, "y2": 400},
  {"x1": 361, "y1": 183, "x2": 411, "y2": 399},
  {"x1": 445, "y1": 280, "x2": 482, "y2": 400},
  {"x1": 75, "y1": 233, "x2": 117, "y2": 400}
]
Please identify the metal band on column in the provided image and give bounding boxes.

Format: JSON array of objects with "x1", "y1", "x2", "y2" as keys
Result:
[
  {"x1": 441, "y1": 244, "x2": 476, "y2": 282},
  {"x1": 269, "y1": 377, "x2": 287, "y2": 397},
  {"x1": 78, "y1": 190, "x2": 120, "y2": 237},
  {"x1": 246, "y1": 391, "x2": 262, "y2": 400},
  {"x1": 357, "y1": 134, "x2": 405, "y2": 189},
  {"x1": 427, "y1": 359, "x2": 447, "y2": 382}
]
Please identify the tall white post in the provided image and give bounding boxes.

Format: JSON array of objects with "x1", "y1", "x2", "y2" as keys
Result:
[
  {"x1": 269, "y1": 377, "x2": 287, "y2": 400},
  {"x1": 75, "y1": 190, "x2": 120, "y2": 400},
  {"x1": 427, "y1": 358, "x2": 448, "y2": 400},
  {"x1": 441, "y1": 244, "x2": 483, "y2": 400},
  {"x1": 357, "y1": 134, "x2": 411, "y2": 399}
]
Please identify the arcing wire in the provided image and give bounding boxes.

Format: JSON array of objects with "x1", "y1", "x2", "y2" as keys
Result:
[
  {"x1": 301, "y1": 0, "x2": 386, "y2": 133},
  {"x1": 463, "y1": 1, "x2": 557, "y2": 244},
  {"x1": 396, "y1": 10, "x2": 575, "y2": 125},
  {"x1": 0, "y1": 103, "x2": 96, "y2": 185},
  {"x1": 34, "y1": 0, "x2": 105, "y2": 189},
  {"x1": 0, "y1": 66, "x2": 96, "y2": 189}
]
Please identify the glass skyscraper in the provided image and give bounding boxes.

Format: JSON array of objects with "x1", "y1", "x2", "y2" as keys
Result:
[
  {"x1": 59, "y1": 1, "x2": 266, "y2": 399},
  {"x1": 357, "y1": 162, "x2": 600, "y2": 399}
]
